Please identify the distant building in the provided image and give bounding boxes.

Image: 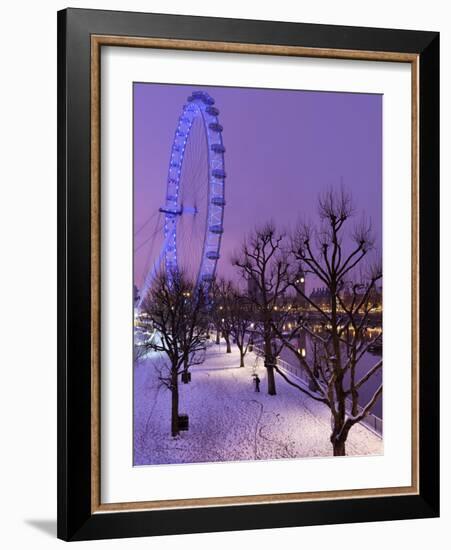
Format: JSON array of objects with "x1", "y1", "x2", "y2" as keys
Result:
[
  {"x1": 309, "y1": 284, "x2": 382, "y2": 312},
  {"x1": 309, "y1": 287, "x2": 332, "y2": 308},
  {"x1": 294, "y1": 268, "x2": 305, "y2": 291},
  {"x1": 294, "y1": 268, "x2": 306, "y2": 307}
]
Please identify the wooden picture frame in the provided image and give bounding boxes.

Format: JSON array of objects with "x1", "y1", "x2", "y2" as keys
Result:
[{"x1": 57, "y1": 7, "x2": 439, "y2": 541}]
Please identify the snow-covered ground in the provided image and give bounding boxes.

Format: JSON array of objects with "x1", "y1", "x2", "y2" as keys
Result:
[{"x1": 134, "y1": 340, "x2": 383, "y2": 465}]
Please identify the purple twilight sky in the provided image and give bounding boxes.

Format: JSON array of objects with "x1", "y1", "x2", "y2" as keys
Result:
[{"x1": 133, "y1": 83, "x2": 382, "y2": 291}]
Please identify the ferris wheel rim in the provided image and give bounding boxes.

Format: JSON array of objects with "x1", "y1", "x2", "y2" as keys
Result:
[{"x1": 161, "y1": 90, "x2": 226, "y2": 289}]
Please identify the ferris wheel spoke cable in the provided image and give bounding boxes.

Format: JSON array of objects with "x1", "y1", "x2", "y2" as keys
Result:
[
  {"x1": 134, "y1": 208, "x2": 159, "y2": 236},
  {"x1": 134, "y1": 220, "x2": 163, "y2": 253},
  {"x1": 135, "y1": 224, "x2": 161, "y2": 250},
  {"x1": 137, "y1": 216, "x2": 163, "y2": 288},
  {"x1": 183, "y1": 122, "x2": 206, "y2": 210},
  {"x1": 178, "y1": 134, "x2": 208, "y2": 278}
]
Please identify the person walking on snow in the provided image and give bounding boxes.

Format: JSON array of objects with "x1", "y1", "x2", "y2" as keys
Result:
[{"x1": 254, "y1": 374, "x2": 261, "y2": 393}]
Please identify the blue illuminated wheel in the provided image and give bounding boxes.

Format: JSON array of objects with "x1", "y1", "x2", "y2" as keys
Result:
[{"x1": 140, "y1": 91, "x2": 226, "y2": 303}]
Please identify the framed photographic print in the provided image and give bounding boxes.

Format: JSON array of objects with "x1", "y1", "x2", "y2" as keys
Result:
[{"x1": 57, "y1": 8, "x2": 439, "y2": 541}]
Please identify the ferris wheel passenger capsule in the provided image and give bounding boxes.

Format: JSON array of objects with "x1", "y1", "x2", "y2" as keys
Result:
[
  {"x1": 209, "y1": 224, "x2": 224, "y2": 234},
  {"x1": 206, "y1": 251, "x2": 220, "y2": 260},
  {"x1": 211, "y1": 143, "x2": 225, "y2": 153},
  {"x1": 212, "y1": 168, "x2": 226, "y2": 179},
  {"x1": 211, "y1": 196, "x2": 226, "y2": 206},
  {"x1": 206, "y1": 106, "x2": 220, "y2": 116},
  {"x1": 209, "y1": 122, "x2": 223, "y2": 133}
]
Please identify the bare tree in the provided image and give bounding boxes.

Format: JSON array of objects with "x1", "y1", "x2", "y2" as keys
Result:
[
  {"x1": 210, "y1": 279, "x2": 234, "y2": 352},
  {"x1": 227, "y1": 288, "x2": 254, "y2": 367},
  {"x1": 233, "y1": 223, "x2": 292, "y2": 395},
  {"x1": 209, "y1": 280, "x2": 222, "y2": 345},
  {"x1": 140, "y1": 271, "x2": 208, "y2": 437},
  {"x1": 274, "y1": 187, "x2": 383, "y2": 456}
]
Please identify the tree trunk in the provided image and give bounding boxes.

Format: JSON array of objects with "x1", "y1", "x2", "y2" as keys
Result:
[
  {"x1": 351, "y1": 388, "x2": 359, "y2": 416},
  {"x1": 225, "y1": 335, "x2": 232, "y2": 353},
  {"x1": 350, "y1": 354, "x2": 359, "y2": 416},
  {"x1": 171, "y1": 371, "x2": 179, "y2": 437},
  {"x1": 332, "y1": 438, "x2": 346, "y2": 456},
  {"x1": 216, "y1": 329, "x2": 220, "y2": 344},
  {"x1": 266, "y1": 363, "x2": 276, "y2": 395},
  {"x1": 331, "y1": 419, "x2": 350, "y2": 456},
  {"x1": 264, "y1": 329, "x2": 276, "y2": 395},
  {"x1": 182, "y1": 355, "x2": 189, "y2": 383},
  {"x1": 239, "y1": 348, "x2": 245, "y2": 367}
]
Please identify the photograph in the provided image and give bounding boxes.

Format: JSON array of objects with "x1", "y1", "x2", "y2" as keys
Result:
[
  {"x1": 53, "y1": 5, "x2": 440, "y2": 542},
  {"x1": 133, "y1": 82, "x2": 383, "y2": 466}
]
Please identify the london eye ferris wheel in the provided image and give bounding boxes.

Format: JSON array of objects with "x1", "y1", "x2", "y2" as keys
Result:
[{"x1": 137, "y1": 91, "x2": 226, "y2": 308}]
